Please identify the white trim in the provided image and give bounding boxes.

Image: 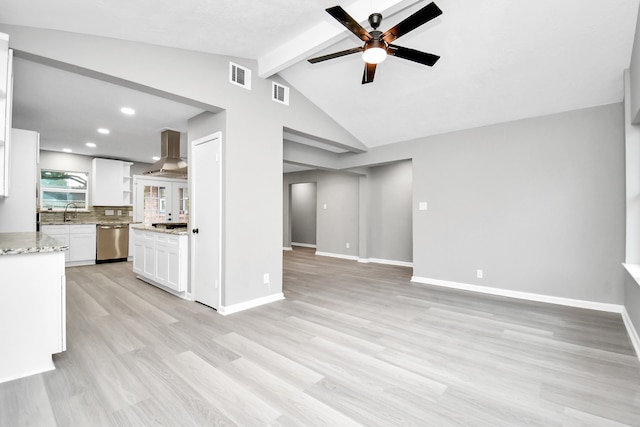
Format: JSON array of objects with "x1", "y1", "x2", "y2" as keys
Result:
[
  {"x1": 622, "y1": 308, "x2": 640, "y2": 360},
  {"x1": 291, "y1": 242, "x2": 317, "y2": 248},
  {"x1": 219, "y1": 293, "x2": 285, "y2": 316},
  {"x1": 410, "y1": 276, "x2": 624, "y2": 313},
  {"x1": 315, "y1": 251, "x2": 359, "y2": 261},
  {"x1": 283, "y1": 247, "x2": 293, "y2": 251},
  {"x1": 622, "y1": 263, "x2": 640, "y2": 288},
  {"x1": 66, "y1": 260, "x2": 96, "y2": 267},
  {"x1": 358, "y1": 258, "x2": 413, "y2": 267}
]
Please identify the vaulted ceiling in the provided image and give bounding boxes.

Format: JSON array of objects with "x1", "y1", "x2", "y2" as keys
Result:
[{"x1": 1, "y1": 0, "x2": 638, "y2": 163}]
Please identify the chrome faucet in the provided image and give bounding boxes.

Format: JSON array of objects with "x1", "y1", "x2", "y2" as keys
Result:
[{"x1": 64, "y1": 202, "x2": 78, "y2": 222}]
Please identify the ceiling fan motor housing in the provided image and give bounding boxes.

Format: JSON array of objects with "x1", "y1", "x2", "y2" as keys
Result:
[{"x1": 368, "y1": 13, "x2": 383, "y2": 30}]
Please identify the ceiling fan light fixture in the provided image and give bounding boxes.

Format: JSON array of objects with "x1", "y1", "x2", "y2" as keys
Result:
[{"x1": 362, "y1": 40, "x2": 387, "y2": 64}]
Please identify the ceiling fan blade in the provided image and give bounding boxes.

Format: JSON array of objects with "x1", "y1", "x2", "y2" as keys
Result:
[
  {"x1": 381, "y1": 2, "x2": 442, "y2": 43},
  {"x1": 326, "y1": 6, "x2": 372, "y2": 42},
  {"x1": 388, "y1": 44, "x2": 440, "y2": 66},
  {"x1": 308, "y1": 46, "x2": 363, "y2": 63},
  {"x1": 362, "y1": 62, "x2": 377, "y2": 84}
]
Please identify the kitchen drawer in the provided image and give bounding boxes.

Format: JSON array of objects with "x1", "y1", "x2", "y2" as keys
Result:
[
  {"x1": 155, "y1": 234, "x2": 168, "y2": 244},
  {"x1": 41, "y1": 225, "x2": 69, "y2": 235},
  {"x1": 69, "y1": 224, "x2": 97, "y2": 234}
]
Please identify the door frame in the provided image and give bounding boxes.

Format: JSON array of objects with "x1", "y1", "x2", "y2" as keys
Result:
[{"x1": 189, "y1": 132, "x2": 222, "y2": 308}]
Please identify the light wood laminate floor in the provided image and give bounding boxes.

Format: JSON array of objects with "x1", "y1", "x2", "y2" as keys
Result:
[{"x1": 1, "y1": 246, "x2": 639, "y2": 426}]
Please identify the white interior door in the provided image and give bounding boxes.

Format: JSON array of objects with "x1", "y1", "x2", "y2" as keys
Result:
[{"x1": 190, "y1": 132, "x2": 221, "y2": 309}]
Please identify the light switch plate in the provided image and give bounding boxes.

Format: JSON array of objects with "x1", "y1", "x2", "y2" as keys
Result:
[{"x1": 419, "y1": 202, "x2": 428, "y2": 211}]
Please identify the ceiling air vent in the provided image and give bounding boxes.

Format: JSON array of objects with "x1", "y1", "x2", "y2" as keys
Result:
[
  {"x1": 229, "y1": 62, "x2": 251, "y2": 90},
  {"x1": 272, "y1": 82, "x2": 289, "y2": 106}
]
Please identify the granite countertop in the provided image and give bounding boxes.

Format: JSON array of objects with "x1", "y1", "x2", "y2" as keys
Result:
[
  {"x1": 41, "y1": 221, "x2": 141, "y2": 226},
  {"x1": 131, "y1": 225, "x2": 189, "y2": 236},
  {"x1": 0, "y1": 232, "x2": 69, "y2": 256}
]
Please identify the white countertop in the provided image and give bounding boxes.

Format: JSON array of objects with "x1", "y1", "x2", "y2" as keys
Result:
[{"x1": 0, "y1": 232, "x2": 69, "y2": 255}]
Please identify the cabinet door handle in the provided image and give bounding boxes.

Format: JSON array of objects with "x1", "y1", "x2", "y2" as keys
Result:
[{"x1": 192, "y1": 228, "x2": 199, "y2": 234}]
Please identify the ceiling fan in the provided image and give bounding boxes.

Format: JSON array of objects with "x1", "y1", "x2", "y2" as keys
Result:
[{"x1": 308, "y1": 2, "x2": 442, "y2": 84}]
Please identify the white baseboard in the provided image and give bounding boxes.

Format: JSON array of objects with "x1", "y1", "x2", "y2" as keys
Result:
[
  {"x1": 315, "y1": 251, "x2": 359, "y2": 261},
  {"x1": 291, "y1": 242, "x2": 317, "y2": 248},
  {"x1": 410, "y1": 276, "x2": 624, "y2": 313},
  {"x1": 358, "y1": 258, "x2": 413, "y2": 267},
  {"x1": 283, "y1": 247, "x2": 293, "y2": 251},
  {"x1": 219, "y1": 292, "x2": 285, "y2": 316},
  {"x1": 622, "y1": 308, "x2": 640, "y2": 360}
]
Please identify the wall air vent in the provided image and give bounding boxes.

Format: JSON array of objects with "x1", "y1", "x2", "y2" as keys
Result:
[
  {"x1": 229, "y1": 62, "x2": 251, "y2": 90},
  {"x1": 272, "y1": 82, "x2": 289, "y2": 106}
]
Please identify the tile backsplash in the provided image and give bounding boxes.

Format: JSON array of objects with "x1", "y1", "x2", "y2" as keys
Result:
[{"x1": 40, "y1": 206, "x2": 134, "y2": 224}]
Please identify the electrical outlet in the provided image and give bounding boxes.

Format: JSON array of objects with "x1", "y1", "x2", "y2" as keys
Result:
[
  {"x1": 105, "y1": 209, "x2": 114, "y2": 216},
  {"x1": 323, "y1": 203, "x2": 327, "y2": 210},
  {"x1": 117, "y1": 210, "x2": 122, "y2": 216},
  {"x1": 477, "y1": 269, "x2": 483, "y2": 279},
  {"x1": 263, "y1": 273, "x2": 270, "y2": 284},
  {"x1": 346, "y1": 242, "x2": 350, "y2": 249},
  {"x1": 128, "y1": 211, "x2": 133, "y2": 217}
]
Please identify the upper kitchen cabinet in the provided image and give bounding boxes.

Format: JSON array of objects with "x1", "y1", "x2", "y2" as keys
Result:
[
  {"x1": 0, "y1": 33, "x2": 14, "y2": 197},
  {"x1": 91, "y1": 158, "x2": 133, "y2": 206}
]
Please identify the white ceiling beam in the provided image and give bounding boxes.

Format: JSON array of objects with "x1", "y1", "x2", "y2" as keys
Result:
[{"x1": 258, "y1": 0, "x2": 422, "y2": 78}]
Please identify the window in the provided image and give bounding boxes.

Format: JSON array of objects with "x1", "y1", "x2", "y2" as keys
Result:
[{"x1": 40, "y1": 170, "x2": 89, "y2": 210}]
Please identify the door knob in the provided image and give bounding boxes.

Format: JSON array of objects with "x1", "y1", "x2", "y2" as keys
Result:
[{"x1": 192, "y1": 228, "x2": 199, "y2": 234}]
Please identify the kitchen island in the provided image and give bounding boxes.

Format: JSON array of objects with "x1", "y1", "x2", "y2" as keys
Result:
[
  {"x1": 131, "y1": 225, "x2": 189, "y2": 297},
  {"x1": 0, "y1": 232, "x2": 67, "y2": 383}
]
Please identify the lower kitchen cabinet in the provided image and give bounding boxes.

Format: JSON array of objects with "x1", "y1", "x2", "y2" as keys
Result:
[
  {"x1": 132, "y1": 228, "x2": 188, "y2": 294},
  {"x1": 41, "y1": 224, "x2": 96, "y2": 266},
  {"x1": 0, "y1": 249, "x2": 66, "y2": 383}
]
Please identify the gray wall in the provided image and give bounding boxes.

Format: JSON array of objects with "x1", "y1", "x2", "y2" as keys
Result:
[
  {"x1": 284, "y1": 170, "x2": 359, "y2": 258},
  {"x1": 624, "y1": 6, "x2": 640, "y2": 344},
  {"x1": 630, "y1": 2, "x2": 640, "y2": 123},
  {"x1": 1, "y1": 24, "x2": 367, "y2": 308},
  {"x1": 291, "y1": 104, "x2": 624, "y2": 305},
  {"x1": 410, "y1": 104, "x2": 625, "y2": 303},
  {"x1": 366, "y1": 160, "x2": 412, "y2": 263},
  {"x1": 290, "y1": 182, "x2": 317, "y2": 245}
]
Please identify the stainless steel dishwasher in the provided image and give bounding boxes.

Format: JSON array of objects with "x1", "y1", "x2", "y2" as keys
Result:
[{"x1": 96, "y1": 224, "x2": 129, "y2": 262}]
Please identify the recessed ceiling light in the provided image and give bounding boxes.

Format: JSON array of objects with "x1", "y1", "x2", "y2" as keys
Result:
[
  {"x1": 120, "y1": 107, "x2": 136, "y2": 115},
  {"x1": 152, "y1": 156, "x2": 160, "y2": 161},
  {"x1": 97, "y1": 128, "x2": 110, "y2": 134},
  {"x1": 63, "y1": 148, "x2": 72, "y2": 153},
  {"x1": 86, "y1": 142, "x2": 97, "y2": 148}
]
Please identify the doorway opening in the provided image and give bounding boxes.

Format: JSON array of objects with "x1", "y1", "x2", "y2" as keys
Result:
[{"x1": 290, "y1": 182, "x2": 317, "y2": 249}]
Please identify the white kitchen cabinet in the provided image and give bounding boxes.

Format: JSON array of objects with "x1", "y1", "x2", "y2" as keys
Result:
[
  {"x1": 68, "y1": 224, "x2": 96, "y2": 262},
  {"x1": 132, "y1": 227, "x2": 188, "y2": 294},
  {"x1": 91, "y1": 158, "x2": 133, "y2": 206},
  {"x1": 0, "y1": 129, "x2": 38, "y2": 232},
  {"x1": 0, "y1": 33, "x2": 14, "y2": 197},
  {"x1": 41, "y1": 225, "x2": 70, "y2": 262},
  {"x1": 41, "y1": 224, "x2": 96, "y2": 265},
  {"x1": 0, "y1": 249, "x2": 66, "y2": 384}
]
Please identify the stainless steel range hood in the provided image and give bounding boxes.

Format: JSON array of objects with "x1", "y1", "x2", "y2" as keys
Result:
[{"x1": 144, "y1": 130, "x2": 187, "y2": 177}]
